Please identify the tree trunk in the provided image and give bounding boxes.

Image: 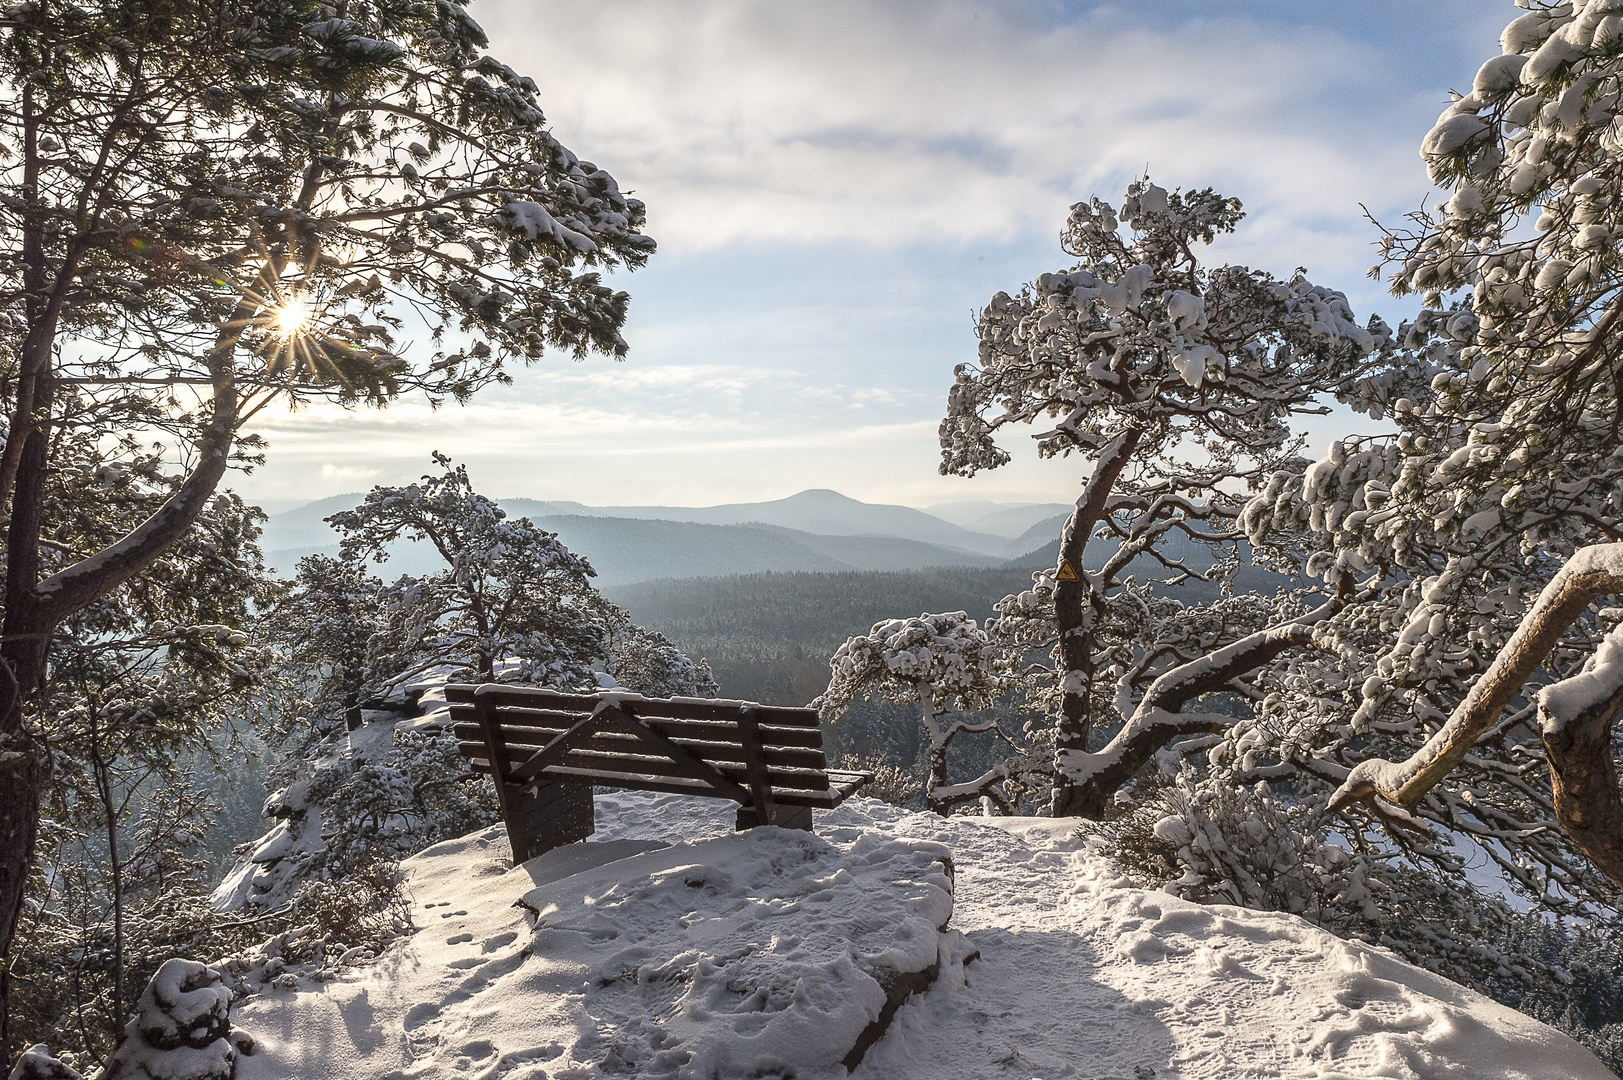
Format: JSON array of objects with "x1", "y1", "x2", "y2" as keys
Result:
[
  {"x1": 89, "y1": 712, "x2": 126, "y2": 1046},
  {"x1": 0, "y1": 619, "x2": 51, "y2": 1061},
  {"x1": 917, "y1": 685, "x2": 950, "y2": 816},
  {"x1": 0, "y1": 421, "x2": 54, "y2": 1059},
  {"x1": 1050, "y1": 427, "x2": 1142, "y2": 817},
  {"x1": 1540, "y1": 675, "x2": 1623, "y2": 890}
]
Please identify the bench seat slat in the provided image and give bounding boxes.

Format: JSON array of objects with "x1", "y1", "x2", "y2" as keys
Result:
[
  {"x1": 450, "y1": 722, "x2": 828, "y2": 770},
  {"x1": 459, "y1": 742, "x2": 839, "y2": 791},
  {"x1": 466, "y1": 760, "x2": 847, "y2": 807}
]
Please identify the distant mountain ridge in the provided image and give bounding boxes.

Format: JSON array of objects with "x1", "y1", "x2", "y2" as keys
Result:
[
  {"x1": 253, "y1": 488, "x2": 1299, "y2": 593},
  {"x1": 497, "y1": 490, "x2": 1011, "y2": 554},
  {"x1": 255, "y1": 489, "x2": 1060, "y2": 585},
  {"x1": 257, "y1": 505, "x2": 1024, "y2": 587}
]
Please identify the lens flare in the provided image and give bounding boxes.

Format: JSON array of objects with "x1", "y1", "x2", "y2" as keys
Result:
[{"x1": 275, "y1": 297, "x2": 311, "y2": 335}]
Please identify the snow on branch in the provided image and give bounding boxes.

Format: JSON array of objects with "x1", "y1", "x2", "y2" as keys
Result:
[
  {"x1": 1330, "y1": 544, "x2": 1623, "y2": 887},
  {"x1": 820, "y1": 612, "x2": 1009, "y2": 814},
  {"x1": 1059, "y1": 591, "x2": 1355, "y2": 804}
]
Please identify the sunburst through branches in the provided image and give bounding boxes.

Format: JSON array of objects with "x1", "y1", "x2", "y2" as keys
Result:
[{"x1": 274, "y1": 297, "x2": 311, "y2": 336}]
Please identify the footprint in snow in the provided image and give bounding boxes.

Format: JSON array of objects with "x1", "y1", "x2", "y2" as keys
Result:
[
  {"x1": 482, "y1": 931, "x2": 519, "y2": 952},
  {"x1": 402, "y1": 1001, "x2": 441, "y2": 1031}
]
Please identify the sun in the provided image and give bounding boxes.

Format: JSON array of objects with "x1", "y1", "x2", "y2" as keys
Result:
[{"x1": 274, "y1": 297, "x2": 311, "y2": 335}]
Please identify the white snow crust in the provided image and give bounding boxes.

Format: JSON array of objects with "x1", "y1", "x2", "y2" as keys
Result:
[
  {"x1": 1540, "y1": 621, "x2": 1623, "y2": 731},
  {"x1": 231, "y1": 792, "x2": 1611, "y2": 1080}
]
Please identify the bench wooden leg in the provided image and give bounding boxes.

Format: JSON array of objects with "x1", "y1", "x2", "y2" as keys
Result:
[
  {"x1": 504, "y1": 779, "x2": 595, "y2": 863},
  {"x1": 736, "y1": 804, "x2": 813, "y2": 831}
]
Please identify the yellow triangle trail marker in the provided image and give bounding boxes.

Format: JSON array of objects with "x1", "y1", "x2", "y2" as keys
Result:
[{"x1": 1056, "y1": 561, "x2": 1079, "y2": 582}]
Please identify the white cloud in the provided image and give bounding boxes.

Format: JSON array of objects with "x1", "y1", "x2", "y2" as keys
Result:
[
  {"x1": 228, "y1": 2, "x2": 1507, "y2": 511},
  {"x1": 482, "y1": 0, "x2": 1436, "y2": 262},
  {"x1": 317, "y1": 462, "x2": 384, "y2": 482}
]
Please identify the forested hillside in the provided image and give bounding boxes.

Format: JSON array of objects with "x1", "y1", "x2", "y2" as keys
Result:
[{"x1": 605, "y1": 566, "x2": 1043, "y2": 706}]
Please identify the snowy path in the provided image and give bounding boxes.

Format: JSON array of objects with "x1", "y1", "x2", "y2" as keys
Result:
[
  {"x1": 853, "y1": 809, "x2": 1598, "y2": 1079},
  {"x1": 232, "y1": 793, "x2": 1611, "y2": 1080}
]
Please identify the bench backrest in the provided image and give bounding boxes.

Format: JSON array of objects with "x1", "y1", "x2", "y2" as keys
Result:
[{"x1": 445, "y1": 684, "x2": 841, "y2": 809}]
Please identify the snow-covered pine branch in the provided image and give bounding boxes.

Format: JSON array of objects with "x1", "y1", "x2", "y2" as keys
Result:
[
  {"x1": 1326, "y1": 543, "x2": 1623, "y2": 890},
  {"x1": 1211, "y1": 0, "x2": 1623, "y2": 911},
  {"x1": 819, "y1": 612, "x2": 1008, "y2": 814}
]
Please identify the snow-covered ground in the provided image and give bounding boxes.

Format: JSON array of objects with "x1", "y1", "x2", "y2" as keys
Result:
[{"x1": 231, "y1": 792, "x2": 1612, "y2": 1080}]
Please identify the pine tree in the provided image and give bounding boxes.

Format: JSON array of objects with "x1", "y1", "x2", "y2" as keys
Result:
[
  {"x1": 329, "y1": 454, "x2": 615, "y2": 689},
  {"x1": 1222, "y1": 0, "x2": 1623, "y2": 911},
  {"x1": 220, "y1": 461, "x2": 716, "y2": 911},
  {"x1": 820, "y1": 612, "x2": 1008, "y2": 814},
  {"x1": 0, "y1": 0, "x2": 653, "y2": 1011},
  {"x1": 939, "y1": 179, "x2": 1408, "y2": 816}
]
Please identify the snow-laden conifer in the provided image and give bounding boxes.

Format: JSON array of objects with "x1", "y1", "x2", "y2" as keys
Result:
[
  {"x1": 329, "y1": 453, "x2": 614, "y2": 690},
  {"x1": 1216, "y1": 0, "x2": 1623, "y2": 914},
  {"x1": 820, "y1": 611, "x2": 1014, "y2": 814},
  {"x1": 0, "y1": 0, "x2": 656, "y2": 1007},
  {"x1": 940, "y1": 179, "x2": 1404, "y2": 816},
  {"x1": 223, "y1": 459, "x2": 713, "y2": 911}
]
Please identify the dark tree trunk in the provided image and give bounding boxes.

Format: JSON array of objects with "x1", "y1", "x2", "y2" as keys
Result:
[
  {"x1": 1049, "y1": 427, "x2": 1141, "y2": 817},
  {"x1": 924, "y1": 738, "x2": 951, "y2": 817},
  {"x1": 0, "y1": 429, "x2": 55, "y2": 1058},
  {"x1": 1541, "y1": 678, "x2": 1623, "y2": 890}
]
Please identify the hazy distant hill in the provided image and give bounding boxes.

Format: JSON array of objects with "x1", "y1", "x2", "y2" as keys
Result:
[
  {"x1": 604, "y1": 565, "x2": 1045, "y2": 706},
  {"x1": 500, "y1": 489, "x2": 1012, "y2": 554},
  {"x1": 529, "y1": 517, "x2": 1003, "y2": 584},
  {"x1": 1004, "y1": 513, "x2": 1072, "y2": 561},
  {"x1": 256, "y1": 493, "x2": 366, "y2": 552},
  {"x1": 257, "y1": 489, "x2": 1037, "y2": 583},
  {"x1": 259, "y1": 514, "x2": 1008, "y2": 586},
  {"x1": 926, "y1": 501, "x2": 1073, "y2": 538}
]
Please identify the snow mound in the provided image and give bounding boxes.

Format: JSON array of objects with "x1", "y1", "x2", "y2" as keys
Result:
[
  {"x1": 519, "y1": 827, "x2": 955, "y2": 1077},
  {"x1": 104, "y1": 959, "x2": 247, "y2": 1080},
  {"x1": 231, "y1": 793, "x2": 1611, "y2": 1080},
  {"x1": 233, "y1": 797, "x2": 953, "y2": 1080}
]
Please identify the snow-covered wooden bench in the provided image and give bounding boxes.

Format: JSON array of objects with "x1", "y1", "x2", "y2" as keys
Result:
[{"x1": 446, "y1": 684, "x2": 872, "y2": 863}]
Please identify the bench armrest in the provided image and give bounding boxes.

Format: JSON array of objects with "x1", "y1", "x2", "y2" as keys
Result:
[{"x1": 825, "y1": 769, "x2": 874, "y2": 803}]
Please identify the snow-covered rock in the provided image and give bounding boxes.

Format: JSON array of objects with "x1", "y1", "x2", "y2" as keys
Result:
[
  {"x1": 104, "y1": 959, "x2": 249, "y2": 1080},
  {"x1": 229, "y1": 793, "x2": 1613, "y2": 1080},
  {"x1": 6, "y1": 1047, "x2": 81, "y2": 1080},
  {"x1": 213, "y1": 676, "x2": 491, "y2": 911},
  {"x1": 233, "y1": 794, "x2": 954, "y2": 1079}
]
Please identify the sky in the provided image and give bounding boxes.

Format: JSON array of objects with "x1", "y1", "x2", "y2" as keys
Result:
[{"x1": 234, "y1": 0, "x2": 1510, "y2": 515}]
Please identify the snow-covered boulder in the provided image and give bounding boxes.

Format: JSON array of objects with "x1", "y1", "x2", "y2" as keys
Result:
[
  {"x1": 517, "y1": 826, "x2": 956, "y2": 1076},
  {"x1": 213, "y1": 678, "x2": 494, "y2": 910},
  {"x1": 232, "y1": 799, "x2": 956, "y2": 1080},
  {"x1": 6, "y1": 1047, "x2": 81, "y2": 1080}
]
